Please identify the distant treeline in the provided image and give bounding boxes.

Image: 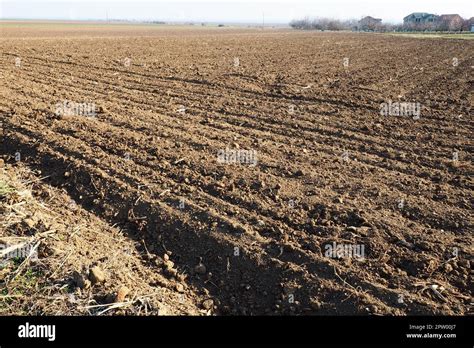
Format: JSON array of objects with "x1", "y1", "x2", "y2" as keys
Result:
[
  {"x1": 290, "y1": 16, "x2": 473, "y2": 32},
  {"x1": 289, "y1": 17, "x2": 398, "y2": 32},
  {"x1": 290, "y1": 18, "x2": 355, "y2": 31}
]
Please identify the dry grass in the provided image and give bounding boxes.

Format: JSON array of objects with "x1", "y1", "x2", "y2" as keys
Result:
[
  {"x1": 0, "y1": 169, "x2": 47, "y2": 314},
  {"x1": 0, "y1": 180, "x2": 15, "y2": 198},
  {"x1": 388, "y1": 32, "x2": 474, "y2": 40},
  {"x1": 0, "y1": 165, "x2": 202, "y2": 315}
]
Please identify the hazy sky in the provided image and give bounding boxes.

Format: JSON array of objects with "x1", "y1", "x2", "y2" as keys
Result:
[{"x1": 1, "y1": 0, "x2": 472, "y2": 24}]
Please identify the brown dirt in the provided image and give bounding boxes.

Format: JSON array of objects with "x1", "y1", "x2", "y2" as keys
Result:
[{"x1": 0, "y1": 24, "x2": 472, "y2": 315}]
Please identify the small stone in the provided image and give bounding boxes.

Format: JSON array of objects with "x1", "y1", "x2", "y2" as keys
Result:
[
  {"x1": 194, "y1": 263, "x2": 206, "y2": 275},
  {"x1": 333, "y1": 197, "x2": 343, "y2": 204},
  {"x1": 253, "y1": 180, "x2": 265, "y2": 190},
  {"x1": 202, "y1": 299, "x2": 214, "y2": 310},
  {"x1": 426, "y1": 259, "x2": 438, "y2": 272},
  {"x1": 64, "y1": 171, "x2": 71, "y2": 178},
  {"x1": 164, "y1": 260, "x2": 175, "y2": 269},
  {"x1": 72, "y1": 271, "x2": 91, "y2": 289},
  {"x1": 115, "y1": 286, "x2": 130, "y2": 302},
  {"x1": 294, "y1": 169, "x2": 304, "y2": 177},
  {"x1": 89, "y1": 266, "x2": 106, "y2": 284},
  {"x1": 175, "y1": 284, "x2": 185, "y2": 293},
  {"x1": 444, "y1": 263, "x2": 453, "y2": 273}
]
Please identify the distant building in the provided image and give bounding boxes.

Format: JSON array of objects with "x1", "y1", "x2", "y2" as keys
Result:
[
  {"x1": 404, "y1": 13, "x2": 438, "y2": 24},
  {"x1": 358, "y1": 16, "x2": 382, "y2": 31},
  {"x1": 403, "y1": 12, "x2": 438, "y2": 30},
  {"x1": 437, "y1": 14, "x2": 464, "y2": 31},
  {"x1": 403, "y1": 12, "x2": 469, "y2": 31},
  {"x1": 462, "y1": 17, "x2": 474, "y2": 31}
]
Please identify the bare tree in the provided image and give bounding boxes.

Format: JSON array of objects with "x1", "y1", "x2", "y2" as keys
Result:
[{"x1": 290, "y1": 17, "x2": 357, "y2": 31}]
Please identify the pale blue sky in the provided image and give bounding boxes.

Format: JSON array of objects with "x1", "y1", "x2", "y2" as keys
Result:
[{"x1": 1, "y1": 0, "x2": 472, "y2": 24}]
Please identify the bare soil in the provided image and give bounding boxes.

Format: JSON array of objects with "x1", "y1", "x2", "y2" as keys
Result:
[{"x1": 0, "y1": 24, "x2": 472, "y2": 315}]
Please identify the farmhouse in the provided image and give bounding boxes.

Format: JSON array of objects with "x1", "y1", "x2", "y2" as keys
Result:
[
  {"x1": 404, "y1": 12, "x2": 438, "y2": 24},
  {"x1": 358, "y1": 16, "x2": 382, "y2": 31},
  {"x1": 403, "y1": 12, "x2": 438, "y2": 30}
]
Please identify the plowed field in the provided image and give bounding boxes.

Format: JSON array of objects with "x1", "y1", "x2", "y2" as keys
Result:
[{"x1": 1, "y1": 24, "x2": 472, "y2": 315}]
